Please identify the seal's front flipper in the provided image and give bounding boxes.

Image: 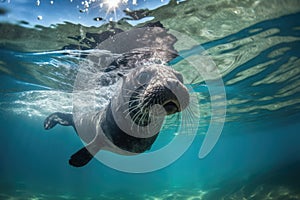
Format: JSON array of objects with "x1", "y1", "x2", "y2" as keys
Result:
[
  {"x1": 69, "y1": 137, "x2": 102, "y2": 167},
  {"x1": 44, "y1": 112, "x2": 74, "y2": 130}
]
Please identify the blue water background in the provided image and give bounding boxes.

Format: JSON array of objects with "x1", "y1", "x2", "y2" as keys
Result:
[{"x1": 0, "y1": 4, "x2": 300, "y2": 199}]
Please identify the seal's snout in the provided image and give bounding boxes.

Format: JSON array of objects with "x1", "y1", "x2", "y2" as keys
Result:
[{"x1": 141, "y1": 76, "x2": 190, "y2": 116}]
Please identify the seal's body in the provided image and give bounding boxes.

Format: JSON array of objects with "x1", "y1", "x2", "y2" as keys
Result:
[{"x1": 44, "y1": 64, "x2": 189, "y2": 167}]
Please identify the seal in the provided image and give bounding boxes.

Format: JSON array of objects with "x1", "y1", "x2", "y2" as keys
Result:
[{"x1": 44, "y1": 64, "x2": 189, "y2": 167}]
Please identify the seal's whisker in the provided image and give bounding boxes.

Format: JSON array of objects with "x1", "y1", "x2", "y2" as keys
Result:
[
  {"x1": 131, "y1": 109, "x2": 143, "y2": 126},
  {"x1": 123, "y1": 103, "x2": 139, "y2": 115},
  {"x1": 138, "y1": 112, "x2": 148, "y2": 134},
  {"x1": 141, "y1": 98, "x2": 152, "y2": 110},
  {"x1": 130, "y1": 112, "x2": 139, "y2": 131},
  {"x1": 122, "y1": 88, "x2": 140, "y2": 94},
  {"x1": 122, "y1": 84, "x2": 146, "y2": 95},
  {"x1": 125, "y1": 106, "x2": 139, "y2": 119},
  {"x1": 136, "y1": 115, "x2": 141, "y2": 134},
  {"x1": 152, "y1": 117, "x2": 161, "y2": 132},
  {"x1": 140, "y1": 103, "x2": 149, "y2": 116},
  {"x1": 189, "y1": 103, "x2": 200, "y2": 119},
  {"x1": 147, "y1": 110, "x2": 162, "y2": 134},
  {"x1": 122, "y1": 95, "x2": 134, "y2": 99},
  {"x1": 137, "y1": 115, "x2": 143, "y2": 134},
  {"x1": 124, "y1": 94, "x2": 144, "y2": 100},
  {"x1": 146, "y1": 113, "x2": 153, "y2": 134},
  {"x1": 183, "y1": 101, "x2": 199, "y2": 135},
  {"x1": 186, "y1": 108, "x2": 194, "y2": 135},
  {"x1": 186, "y1": 104, "x2": 195, "y2": 117},
  {"x1": 181, "y1": 111, "x2": 189, "y2": 135},
  {"x1": 123, "y1": 97, "x2": 143, "y2": 111},
  {"x1": 122, "y1": 94, "x2": 142, "y2": 99},
  {"x1": 124, "y1": 102, "x2": 144, "y2": 118},
  {"x1": 141, "y1": 103, "x2": 155, "y2": 134},
  {"x1": 122, "y1": 98, "x2": 140, "y2": 108},
  {"x1": 129, "y1": 98, "x2": 141, "y2": 103},
  {"x1": 123, "y1": 94, "x2": 144, "y2": 102}
]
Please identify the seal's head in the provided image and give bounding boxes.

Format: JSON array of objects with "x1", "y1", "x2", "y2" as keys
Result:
[{"x1": 119, "y1": 64, "x2": 189, "y2": 127}]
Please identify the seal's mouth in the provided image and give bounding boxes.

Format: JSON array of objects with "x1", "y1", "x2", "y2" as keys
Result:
[{"x1": 162, "y1": 100, "x2": 180, "y2": 115}]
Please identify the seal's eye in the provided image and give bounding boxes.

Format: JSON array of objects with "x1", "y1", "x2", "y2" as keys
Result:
[{"x1": 137, "y1": 72, "x2": 151, "y2": 85}]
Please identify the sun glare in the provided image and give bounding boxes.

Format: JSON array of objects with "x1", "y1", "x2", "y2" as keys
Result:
[
  {"x1": 104, "y1": 0, "x2": 121, "y2": 9},
  {"x1": 102, "y1": 0, "x2": 123, "y2": 20}
]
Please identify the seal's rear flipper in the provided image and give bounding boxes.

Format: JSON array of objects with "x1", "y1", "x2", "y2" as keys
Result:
[
  {"x1": 69, "y1": 137, "x2": 102, "y2": 167},
  {"x1": 69, "y1": 147, "x2": 93, "y2": 167}
]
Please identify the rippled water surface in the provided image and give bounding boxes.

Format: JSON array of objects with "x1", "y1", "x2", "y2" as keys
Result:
[{"x1": 0, "y1": 0, "x2": 300, "y2": 199}]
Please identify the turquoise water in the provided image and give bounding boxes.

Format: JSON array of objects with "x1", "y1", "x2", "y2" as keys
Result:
[{"x1": 1, "y1": 0, "x2": 300, "y2": 199}]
